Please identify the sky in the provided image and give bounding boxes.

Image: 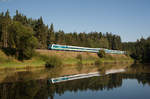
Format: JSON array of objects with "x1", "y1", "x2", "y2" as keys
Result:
[{"x1": 0, "y1": 0, "x2": 150, "y2": 42}]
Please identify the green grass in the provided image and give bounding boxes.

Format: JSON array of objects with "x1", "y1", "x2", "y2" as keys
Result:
[{"x1": 0, "y1": 59, "x2": 45, "y2": 69}]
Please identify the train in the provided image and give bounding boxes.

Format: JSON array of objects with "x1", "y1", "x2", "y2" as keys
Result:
[
  {"x1": 48, "y1": 44, "x2": 125, "y2": 54},
  {"x1": 50, "y1": 69, "x2": 125, "y2": 83}
]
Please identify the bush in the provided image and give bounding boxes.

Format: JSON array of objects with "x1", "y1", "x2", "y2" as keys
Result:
[
  {"x1": 97, "y1": 50, "x2": 106, "y2": 58},
  {"x1": 45, "y1": 56, "x2": 62, "y2": 68}
]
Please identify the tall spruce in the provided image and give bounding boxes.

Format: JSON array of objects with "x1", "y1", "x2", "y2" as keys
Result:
[
  {"x1": 0, "y1": 10, "x2": 11, "y2": 48},
  {"x1": 34, "y1": 17, "x2": 47, "y2": 48},
  {"x1": 13, "y1": 10, "x2": 28, "y2": 25},
  {"x1": 47, "y1": 24, "x2": 55, "y2": 45}
]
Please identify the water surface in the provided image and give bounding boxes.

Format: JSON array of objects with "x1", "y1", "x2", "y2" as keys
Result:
[{"x1": 0, "y1": 64, "x2": 150, "y2": 99}]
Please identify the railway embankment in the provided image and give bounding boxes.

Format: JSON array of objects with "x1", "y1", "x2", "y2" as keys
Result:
[
  {"x1": 0, "y1": 49, "x2": 133, "y2": 69},
  {"x1": 36, "y1": 49, "x2": 134, "y2": 65}
]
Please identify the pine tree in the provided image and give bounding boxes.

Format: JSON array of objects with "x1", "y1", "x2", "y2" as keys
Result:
[
  {"x1": 34, "y1": 17, "x2": 47, "y2": 48},
  {"x1": 0, "y1": 10, "x2": 11, "y2": 48},
  {"x1": 13, "y1": 10, "x2": 28, "y2": 25},
  {"x1": 47, "y1": 24, "x2": 55, "y2": 45}
]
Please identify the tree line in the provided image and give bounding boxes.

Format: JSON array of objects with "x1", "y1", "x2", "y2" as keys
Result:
[
  {"x1": 0, "y1": 10, "x2": 150, "y2": 62},
  {"x1": 0, "y1": 10, "x2": 122, "y2": 60},
  {"x1": 122, "y1": 37, "x2": 150, "y2": 63}
]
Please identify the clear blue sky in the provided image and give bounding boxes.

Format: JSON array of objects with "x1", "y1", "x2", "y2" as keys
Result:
[{"x1": 0, "y1": 0, "x2": 150, "y2": 42}]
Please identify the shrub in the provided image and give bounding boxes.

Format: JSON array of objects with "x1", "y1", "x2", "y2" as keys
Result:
[
  {"x1": 97, "y1": 50, "x2": 106, "y2": 58},
  {"x1": 45, "y1": 56, "x2": 62, "y2": 68}
]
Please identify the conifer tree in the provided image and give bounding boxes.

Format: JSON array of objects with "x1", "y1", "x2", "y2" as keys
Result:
[
  {"x1": 34, "y1": 17, "x2": 47, "y2": 48},
  {"x1": 0, "y1": 10, "x2": 11, "y2": 48},
  {"x1": 47, "y1": 24, "x2": 55, "y2": 45}
]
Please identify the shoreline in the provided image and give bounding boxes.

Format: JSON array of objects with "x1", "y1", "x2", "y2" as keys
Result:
[{"x1": 0, "y1": 61, "x2": 133, "y2": 70}]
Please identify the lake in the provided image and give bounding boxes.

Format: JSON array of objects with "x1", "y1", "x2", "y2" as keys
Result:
[{"x1": 0, "y1": 64, "x2": 150, "y2": 99}]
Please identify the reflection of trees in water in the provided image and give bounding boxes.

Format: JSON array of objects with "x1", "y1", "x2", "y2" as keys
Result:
[
  {"x1": 0, "y1": 73, "x2": 150, "y2": 99},
  {"x1": 1, "y1": 71, "x2": 33, "y2": 83},
  {"x1": 1, "y1": 67, "x2": 63, "y2": 84},
  {"x1": 49, "y1": 74, "x2": 122, "y2": 96},
  {"x1": 0, "y1": 80, "x2": 49, "y2": 99},
  {"x1": 119, "y1": 73, "x2": 150, "y2": 86}
]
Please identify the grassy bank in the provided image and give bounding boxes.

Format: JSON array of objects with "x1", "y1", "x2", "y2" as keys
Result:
[
  {"x1": 0, "y1": 49, "x2": 133, "y2": 69},
  {"x1": 0, "y1": 50, "x2": 45, "y2": 69},
  {"x1": 37, "y1": 49, "x2": 134, "y2": 65}
]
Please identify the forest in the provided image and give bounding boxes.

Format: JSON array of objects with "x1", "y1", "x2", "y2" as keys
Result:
[{"x1": 0, "y1": 10, "x2": 150, "y2": 63}]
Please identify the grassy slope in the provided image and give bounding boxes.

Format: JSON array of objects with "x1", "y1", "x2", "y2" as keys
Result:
[
  {"x1": 0, "y1": 49, "x2": 133, "y2": 69},
  {"x1": 36, "y1": 50, "x2": 98, "y2": 65},
  {"x1": 0, "y1": 50, "x2": 45, "y2": 69},
  {"x1": 37, "y1": 49, "x2": 134, "y2": 65}
]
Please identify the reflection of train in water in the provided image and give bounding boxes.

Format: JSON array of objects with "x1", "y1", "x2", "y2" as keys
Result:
[
  {"x1": 51, "y1": 72, "x2": 100, "y2": 83},
  {"x1": 50, "y1": 69, "x2": 125, "y2": 83},
  {"x1": 48, "y1": 44, "x2": 125, "y2": 54}
]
